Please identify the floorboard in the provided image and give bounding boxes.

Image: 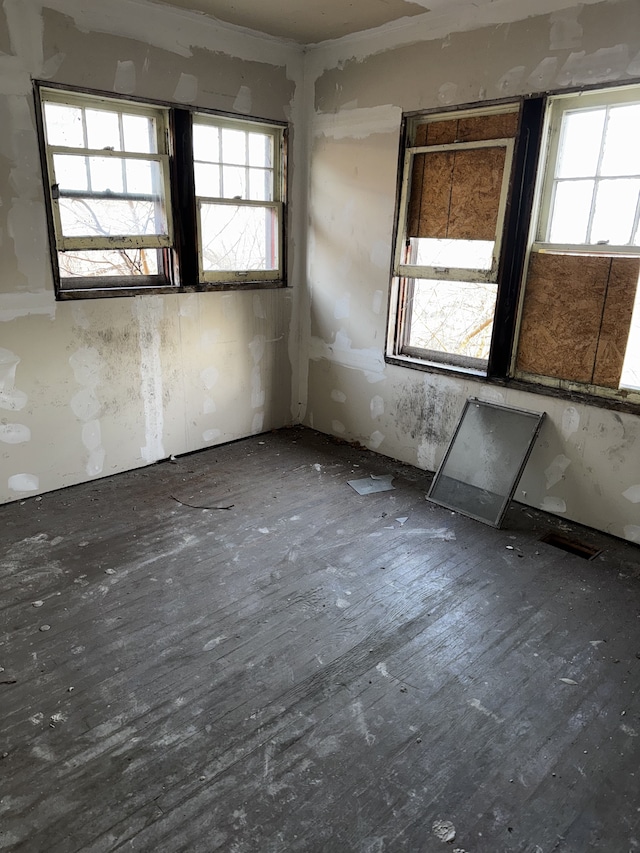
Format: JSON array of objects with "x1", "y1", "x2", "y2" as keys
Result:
[{"x1": 1, "y1": 426, "x2": 640, "y2": 853}]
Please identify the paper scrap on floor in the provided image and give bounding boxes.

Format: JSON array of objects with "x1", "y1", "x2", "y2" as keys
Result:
[{"x1": 347, "y1": 474, "x2": 395, "y2": 495}]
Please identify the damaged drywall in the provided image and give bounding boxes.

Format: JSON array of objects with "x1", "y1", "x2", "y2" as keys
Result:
[
  {"x1": 302, "y1": 0, "x2": 640, "y2": 542},
  {"x1": 0, "y1": 0, "x2": 302, "y2": 503}
]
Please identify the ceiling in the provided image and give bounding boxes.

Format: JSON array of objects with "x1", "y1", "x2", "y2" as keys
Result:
[{"x1": 147, "y1": 0, "x2": 437, "y2": 44}]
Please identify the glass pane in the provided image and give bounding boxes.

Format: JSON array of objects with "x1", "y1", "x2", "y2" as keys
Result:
[
  {"x1": 53, "y1": 154, "x2": 89, "y2": 191},
  {"x1": 222, "y1": 128, "x2": 246, "y2": 165},
  {"x1": 58, "y1": 248, "x2": 159, "y2": 278},
  {"x1": 85, "y1": 109, "x2": 121, "y2": 151},
  {"x1": 407, "y1": 278, "x2": 497, "y2": 362},
  {"x1": 248, "y1": 132, "x2": 272, "y2": 167},
  {"x1": 556, "y1": 109, "x2": 605, "y2": 178},
  {"x1": 193, "y1": 124, "x2": 219, "y2": 163},
  {"x1": 44, "y1": 103, "x2": 84, "y2": 148},
  {"x1": 90, "y1": 156, "x2": 124, "y2": 193},
  {"x1": 428, "y1": 400, "x2": 543, "y2": 527},
  {"x1": 59, "y1": 197, "x2": 167, "y2": 238},
  {"x1": 194, "y1": 163, "x2": 220, "y2": 197},
  {"x1": 125, "y1": 160, "x2": 159, "y2": 196},
  {"x1": 620, "y1": 273, "x2": 640, "y2": 391},
  {"x1": 200, "y1": 203, "x2": 278, "y2": 271},
  {"x1": 601, "y1": 104, "x2": 640, "y2": 177},
  {"x1": 548, "y1": 179, "x2": 594, "y2": 243},
  {"x1": 409, "y1": 238, "x2": 494, "y2": 270},
  {"x1": 249, "y1": 168, "x2": 273, "y2": 202},
  {"x1": 222, "y1": 165, "x2": 246, "y2": 199},
  {"x1": 122, "y1": 114, "x2": 156, "y2": 154},
  {"x1": 591, "y1": 179, "x2": 640, "y2": 245}
]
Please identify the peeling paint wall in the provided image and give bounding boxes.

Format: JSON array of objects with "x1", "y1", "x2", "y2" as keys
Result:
[
  {"x1": 303, "y1": 0, "x2": 640, "y2": 542},
  {"x1": 0, "y1": 0, "x2": 303, "y2": 503}
]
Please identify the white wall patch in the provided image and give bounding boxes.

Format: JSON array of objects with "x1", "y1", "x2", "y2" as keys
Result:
[
  {"x1": 233, "y1": 85, "x2": 253, "y2": 114},
  {"x1": 561, "y1": 406, "x2": 580, "y2": 440},
  {"x1": 544, "y1": 454, "x2": 571, "y2": 489},
  {"x1": 134, "y1": 298, "x2": 165, "y2": 464},
  {"x1": 623, "y1": 525, "x2": 640, "y2": 543},
  {"x1": 331, "y1": 389, "x2": 347, "y2": 403},
  {"x1": 332, "y1": 419, "x2": 345, "y2": 434},
  {"x1": 201, "y1": 366, "x2": 220, "y2": 389},
  {"x1": 8, "y1": 473, "x2": 39, "y2": 492},
  {"x1": 370, "y1": 242, "x2": 390, "y2": 271},
  {"x1": 0, "y1": 348, "x2": 27, "y2": 411},
  {"x1": 369, "y1": 430, "x2": 384, "y2": 450},
  {"x1": 622, "y1": 485, "x2": 640, "y2": 504},
  {"x1": 309, "y1": 331, "x2": 386, "y2": 384},
  {"x1": 313, "y1": 105, "x2": 401, "y2": 140},
  {"x1": 114, "y1": 59, "x2": 136, "y2": 94},
  {"x1": 203, "y1": 428, "x2": 221, "y2": 442},
  {"x1": 334, "y1": 293, "x2": 350, "y2": 320},
  {"x1": 550, "y1": 8, "x2": 583, "y2": 50},
  {"x1": 0, "y1": 423, "x2": 30, "y2": 443},
  {"x1": 370, "y1": 395, "x2": 384, "y2": 419},
  {"x1": 252, "y1": 412, "x2": 264, "y2": 433},
  {"x1": 437, "y1": 82, "x2": 458, "y2": 105},
  {"x1": 173, "y1": 72, "x2": 198, "y2": 104},
  {"x1": 540, "y1": 496, "x2": 567, "y2": 513},
  {"x1": 0, "y1": 291, "x2": 56, "y2": 322}
]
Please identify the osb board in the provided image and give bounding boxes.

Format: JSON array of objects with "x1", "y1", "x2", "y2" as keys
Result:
[
  {"x1": 592, "y1": 256, "x2": 640, "y2": 388},
  {"x1": 457, "y1": 112, "x2": 519, "y2": 142},
  {"x1": 516, "y1": 253, "x2": 611, "y2": 383},
  {"x1": 407, "y1": 151, "x2": 454, "y2": 238},
  {"x1": 448, "y1": 147, "x2": 506, "y2": 241},
  {"x1": 414, "y1": 111, "x2": 519, "y2": 147}
]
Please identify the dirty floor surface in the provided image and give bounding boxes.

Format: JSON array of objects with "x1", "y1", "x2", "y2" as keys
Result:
[{"x1": 2, "y1": 426, "x2": 640, "y2": 852}]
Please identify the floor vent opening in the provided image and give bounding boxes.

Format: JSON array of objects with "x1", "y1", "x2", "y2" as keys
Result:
[{"x1": 540, "y1": 531, "x2": 602, "y2": 560}]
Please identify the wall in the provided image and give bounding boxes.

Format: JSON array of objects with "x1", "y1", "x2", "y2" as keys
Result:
[
  {"x1": 0, "y1": 0, "x2": 304, "y2": 503},
  {"x1": 302, "y1": 0, "x2": 640, "y2": 543}
]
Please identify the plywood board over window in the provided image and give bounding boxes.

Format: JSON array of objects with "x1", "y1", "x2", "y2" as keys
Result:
[{"x1": 516, "y1": 253, "x2": 640, "y2": 388}]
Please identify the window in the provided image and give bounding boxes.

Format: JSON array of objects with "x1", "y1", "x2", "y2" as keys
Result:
[
  {"x1": 389, "y1": 104, "x2": 520, "y2": 373},
  {"x1": 36, "y1": 85, "x2": 287, "y2": 297},
  {"x1": 515, "y1": 88, "x2": 640, "y2": 396},
  {"x1": 193, "y1": 116, "x2": 283, "y2": 284},
  {"x1": 388, "y1": 84, "x2": 640, "y2": 407}
]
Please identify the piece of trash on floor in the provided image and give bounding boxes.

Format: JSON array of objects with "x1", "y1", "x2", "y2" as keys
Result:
[
  {"x1": 560, "y1": 677, "x2": 578, "y2": 685},
  {"x1": 105, "y1": 569, "x2": 116, "y2": 575},
  {"x1": 396, "y1": 517, "x2": 408, "y2": 525},
  {"x1": 506, "y1": 545, "x2": 514, "y2": 550},
  {"x1": 590, "y1": 640, "x2": 605, "y2": 647},
  {"x1": 32, "y1": 600, "x2": 44, "y2": 608},
  {"x1": 313, "y1": 463, "x2": 322, "y2": 472},
  {"x1": 39, "y1": 625, "x2": 51, "y2": 632},
  {"x1": 432, "y1": 819, "x2": 456, "y2": 842},
  {"x1": 347, "y1": 474, "x2": 395, "y2": 495},
  {"x1": 416, "y1": 528, "x2": 456, "y2": 541},
  {"x1": 169, "y1": 454, "x2": 177, "y2": 463}
]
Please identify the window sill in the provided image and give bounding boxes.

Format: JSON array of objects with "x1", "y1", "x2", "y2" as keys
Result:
[
  {"x1": 385, "y1": 353, "x2": 640, "y2": 415},
  {"x1": 56, "y1": 279, "x2": 288, "y2": 300}
]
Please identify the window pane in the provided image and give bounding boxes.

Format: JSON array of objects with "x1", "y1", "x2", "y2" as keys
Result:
[
  {"x1": 193, "y1": 124, "x2": 219, "y2": 163},
  {"x1": 125, "y1": 159, "x2": 159, "y2": 196},
  {"x1": 556, "y1": 109, "x2": 605, "y2": 178},
  {"x1": 58, "y1": 248, "x2": 159, "y2": 278},
  {"x1": 44, "y1": 104, "x2": 84, "y2": 148},
  {"x1": 221, "y1": 128, "x2": 246, "y2": 165},
  {"x1": 200, "y1": 203, "x2": 278, "y2": 271},
  {"x1": 195, "y1": 162, "x2": 220, "y2": 197},
  {"x1": 249, "y1": 168, "x2": 273, "y2": 202},
  {"x1": 601, "y1": 104, "x2": 640, "y2": 177},
  {"x1": 407, "y1": 278, "x2": 497, "y2": 362},
  {"x1": 248, "y1": 132, "x2": 272, "y2": 167},
  {"x1": 53, "y1": 154, "x2": 89, "y2": 191},
  {"x1": 222, "y1": 165, "x2": 246, "y2": 199},
  {"x1": 548, "y1": 179, "x2": 594, "y2": 243},
  {"x1": 591, "y1": 179, "x2": 640, "y2": 245},
  {"x1": 59, "y1": 197, "x2": 167, "y2": 238},
  {"x1": 85, "y1": 109, "x2": 121, "y2": 151},
  {"x1": 409, "y1": 238, "x2": 494, "y2": 270},
  {"x1": 122, "y1": 114, "x2": 157, "y2": 154}
]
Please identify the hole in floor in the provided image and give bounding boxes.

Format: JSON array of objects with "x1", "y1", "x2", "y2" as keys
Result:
[{"x1": 540, "y1": 531, "x2": 602, "y2": 560}]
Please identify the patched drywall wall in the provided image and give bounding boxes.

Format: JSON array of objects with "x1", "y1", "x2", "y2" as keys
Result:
[
  {"x1": 0, "y1": 0, "x2": 303, "y2": 503},
  {"x1": 303, "y1": 0, "x2": 640, "y2": 542}
]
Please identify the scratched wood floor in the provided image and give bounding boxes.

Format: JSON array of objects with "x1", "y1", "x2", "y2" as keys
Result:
[{"x1": 2, "y1": 426, "x2": 640, "y2": 853}]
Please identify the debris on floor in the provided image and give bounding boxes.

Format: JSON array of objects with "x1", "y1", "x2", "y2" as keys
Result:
[
  {"x1": 432, "y1": 819, "x2": 456, "y2": 842},
  {"x1": 347, "y1": 474, "x2": 394, "y2": 495}
]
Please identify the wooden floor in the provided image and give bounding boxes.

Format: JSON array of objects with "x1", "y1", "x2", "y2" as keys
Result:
[{"x1": 2, "y1": 426, "x2": 640, "y2": 853}]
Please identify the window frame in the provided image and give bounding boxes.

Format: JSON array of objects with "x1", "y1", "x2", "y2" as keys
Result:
[
  {"x1": 387, "y1": 85, "x2": 640, "y2": 412},
  {"x1": 34, "y1": 82, "x2": 288, "y2": 299},
  {"x1": 192, "y1": 112, "x2": 285, "y2": 285},
  {"x1": 387, "y1": 100, "x2": 527, "y2": 376}
]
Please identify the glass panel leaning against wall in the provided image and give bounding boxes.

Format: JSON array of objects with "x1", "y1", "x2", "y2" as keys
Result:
[
  {"x1": 388, "y1": 104, "x2": 520, "y2": 373},
  {"x1": 515, "y1": 86, "x2": 640, "y2": 400}
]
